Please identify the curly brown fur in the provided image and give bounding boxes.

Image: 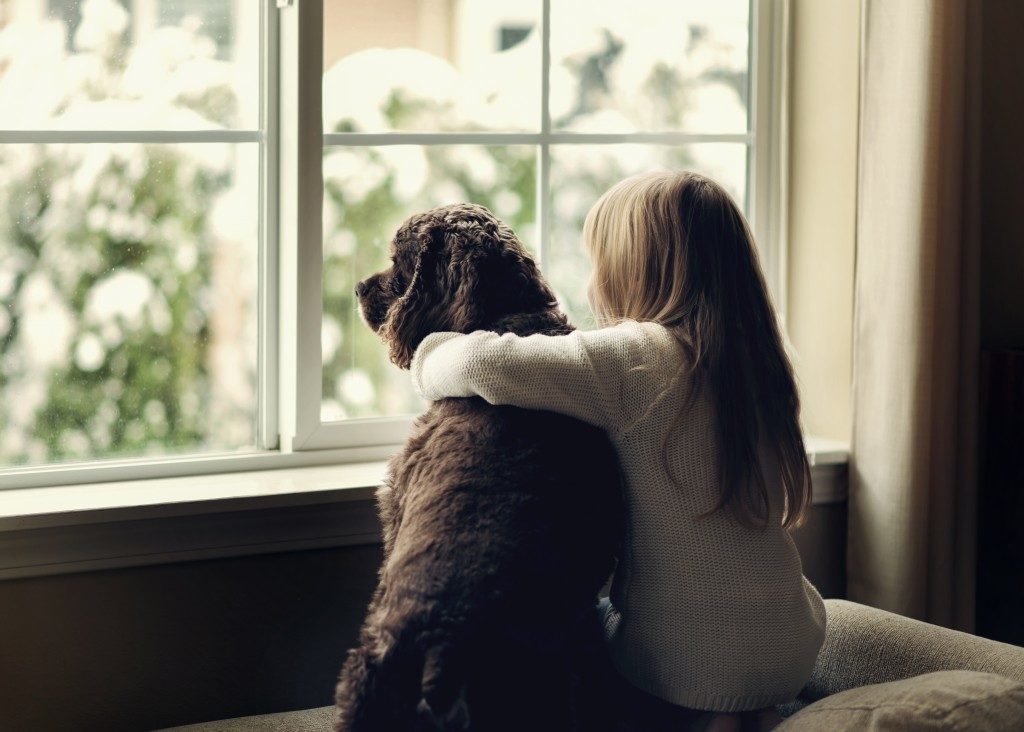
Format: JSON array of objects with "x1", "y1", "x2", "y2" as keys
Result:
[{"x1": 335, "y1": 204, "x2": 625, "y2": 731}]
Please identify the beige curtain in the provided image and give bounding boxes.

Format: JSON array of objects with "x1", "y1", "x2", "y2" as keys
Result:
[{"x1": 848, "y1": 0, "x2": 980, "y2": 630}]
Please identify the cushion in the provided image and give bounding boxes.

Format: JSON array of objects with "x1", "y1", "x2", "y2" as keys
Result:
[
  {"x1": 779, "y1": 670, "x2": 1024, "y2": 731},
  {"x1": 154, "y1": 705, "x2": 333, "y2": 732},
  {"x1": 155, "y1": 671, "x2": 1024, "y2": 731},
  {"x1": 804, "y1": 600, "x2": 1024, "y2": 702}
]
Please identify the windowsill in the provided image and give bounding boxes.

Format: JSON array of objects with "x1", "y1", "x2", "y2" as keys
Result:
[
  {"x1": 804, "y1": 435, "x2": 849, "y2": 468},
  {"x1": 0, "y1": 461, "x2": 385, "y2": 532},
  {"x1": 0, "y1": 438, "x2": 848, "y2": 581}
]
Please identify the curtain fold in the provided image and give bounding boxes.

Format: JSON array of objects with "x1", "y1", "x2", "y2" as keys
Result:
[{"x1": 848, "y1": 0, "x2": 980, "y2": 630}]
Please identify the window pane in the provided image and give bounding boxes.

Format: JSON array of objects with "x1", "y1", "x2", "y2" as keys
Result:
[
  {"x1": 0, "y1": 142, "x2": 259, "y2": 466},
  {"x1": 548, "y1": 144, "x2": 748, "y2": 327},
  {"x1": 551, "y1": 0, "x2": 749, "y2": 133},
  {"x1": 323, "y1": 1, "x2": 541, "y2": 133},
  {"x1": 0, "y1": 0, "x2": 259, "y2": 130},
  {"x1": 322, "y1": 144, "x2": 537, "y2": 420}
]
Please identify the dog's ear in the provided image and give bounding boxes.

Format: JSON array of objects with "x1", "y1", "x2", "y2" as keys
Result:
[
  {"x1": 446, "y1": 220, "x2": 555, "y2": 331},
  {"x1": 380, "y1": 227, "x2": 443, "y2": 370},
  {"x1": 446, "y1": 227, "x2": 489, "y2": 333}
]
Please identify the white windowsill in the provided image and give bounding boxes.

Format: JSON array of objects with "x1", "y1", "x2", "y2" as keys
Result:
[
  {"x1": 804, "y1": 436, "x2": 849, "y2": 468},
  {"x1": 0, "y1": 461, "x2": 386, "y2": 532},
  {"x1": 0, "y1": 438, "x2": 848, "y2": 581}
]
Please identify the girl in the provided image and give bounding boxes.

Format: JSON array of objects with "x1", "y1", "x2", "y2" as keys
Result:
[{"x1": 410, "y1": 171, "x2": 826, "y2": 731}]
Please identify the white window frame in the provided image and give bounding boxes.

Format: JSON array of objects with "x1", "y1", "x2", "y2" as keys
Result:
[{"x1": 0, "y1": 0, "x2": 789, "y2": 490}]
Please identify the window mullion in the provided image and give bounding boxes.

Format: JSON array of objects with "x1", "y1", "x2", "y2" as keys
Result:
[
  {"x1": 749, "y1": 0, "x2": 790, "y2": 316},
  {"x1": 322, "y1": 132, "x2": 752, "y2": 146},
  {"x1": 276, "y1": 0, "x2": 324, "y2": 452},
  {"x1": 538, "y1": 0, "x2": 552, "y2": 270},
  {"x1": 0, "y1": 130, "x2": 261, "y2": 143},
  {"x1": 258, "y1": 0, "x2": 281, "y2": 450}
]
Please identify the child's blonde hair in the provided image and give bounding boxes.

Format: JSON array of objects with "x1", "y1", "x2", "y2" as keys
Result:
[{"x1": 583, "y1": 171, "x2": 811, "y2": 528}]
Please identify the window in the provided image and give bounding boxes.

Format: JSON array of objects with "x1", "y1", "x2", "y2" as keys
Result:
[
  {"x1": 0, "y1": 0, "x2": 263, "y2": 476},
  {"x1": 1, "y1": 0, "x2": 785, "y2": 487}
]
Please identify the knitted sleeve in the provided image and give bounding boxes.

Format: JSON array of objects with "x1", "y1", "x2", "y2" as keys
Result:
[{"x1": 409, "y1": 320, "x2": 681, "y2": 431}]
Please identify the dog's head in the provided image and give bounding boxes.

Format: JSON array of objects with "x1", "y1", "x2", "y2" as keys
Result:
[{"x1": 356, "y1": 203, "x2": 558, "y2": 369}]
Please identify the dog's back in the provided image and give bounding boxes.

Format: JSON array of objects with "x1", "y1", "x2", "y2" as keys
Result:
[{"x1": 335, "y1": 398, "x2": 623, "y2": 731}]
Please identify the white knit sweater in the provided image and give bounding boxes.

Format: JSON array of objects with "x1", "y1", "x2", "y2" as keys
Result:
[{"x1": 410, "y1": 320, "x2": 827, "y2": 712}]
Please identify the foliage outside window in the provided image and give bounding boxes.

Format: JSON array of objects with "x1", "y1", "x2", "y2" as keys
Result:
[{"x1": 0, "y1": 0, "x2": 258, "y2": 467}]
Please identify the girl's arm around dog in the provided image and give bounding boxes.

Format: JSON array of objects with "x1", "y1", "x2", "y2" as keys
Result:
[{"x1": 410, "y1": 319, "x2": 684, "y2": 432}]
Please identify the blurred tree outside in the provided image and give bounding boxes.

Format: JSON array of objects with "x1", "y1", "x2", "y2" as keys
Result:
[{"x1": 0, "y1": 0, "x2": 257, "y2": 466}]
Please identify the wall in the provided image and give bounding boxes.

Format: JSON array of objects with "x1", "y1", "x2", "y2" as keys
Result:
[
  {"x1": 791, "y1": 497, "x2": 848, "y2": 600},
  {"x1": 0, "y1": 545, "x2": 382, "y2": 732},
  {"x1": 785, "y1": 0, "x2": 860, "y2": 443}
]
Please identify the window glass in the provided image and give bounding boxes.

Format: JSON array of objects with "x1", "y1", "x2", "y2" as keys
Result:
[
  {"x1": 158, "y1": 0, "x2": 234, "y2": 60},
  {"x1": 0, "y1": 0, "x2": 260, "y2": 469},
  {"x1": 322, "y1": 0, "x2": 541, "y2": 133},
  {"x1": 550, "y1": 0, "x2": 749, "y2": 133},
  {"x1": 0, "y1": 143, "x2": 258, "y2": 466},
  {"x1": 0, "y1": 0, "x2": 258, "y2": 130}
]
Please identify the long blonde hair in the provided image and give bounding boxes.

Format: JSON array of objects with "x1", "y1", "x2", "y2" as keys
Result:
[{"x1": 583, "y1": 171, "x2": 811, "y2": 528}]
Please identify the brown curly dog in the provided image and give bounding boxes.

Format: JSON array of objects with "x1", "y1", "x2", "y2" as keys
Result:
[{"x1": 334, "y1": 203, "x2": 625, "y2": 732}]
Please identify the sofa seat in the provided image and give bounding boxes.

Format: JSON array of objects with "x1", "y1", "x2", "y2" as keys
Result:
[{"x1": 158, "y1": 600, "x2": 1024, "y2": 732}]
